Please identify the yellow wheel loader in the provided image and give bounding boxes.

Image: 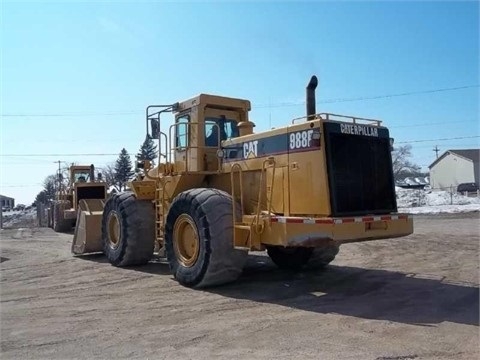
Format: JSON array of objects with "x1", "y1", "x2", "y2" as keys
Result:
[
  {"x1": 48, "y1": 165, "x2": 107, "y2": 235},
  {"x1": 72, "y1": 76, "x2": 413, "y2": 287}
]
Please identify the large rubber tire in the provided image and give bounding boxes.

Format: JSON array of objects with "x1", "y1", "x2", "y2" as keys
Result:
[
  {"x1": 102, "y1": 192, "x2": 155, "y2": 267},
  {"x1": 165, "y1": 188, "x2": 248, "y2": 288},
  {"x1": 306, "y1": 244, "x2": 339, "y2": 269},
  {"x1": 266, "y1": 246, "x2": 313, "y2": 270},
  {"x1": 53, "y1": 201, "x2": 72, "y2": 232},
  {"x1": 267, "y1": 244, "x2": 339, "y2": 271}
]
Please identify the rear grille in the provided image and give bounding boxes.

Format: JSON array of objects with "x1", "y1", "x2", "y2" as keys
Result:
[{"x1": 323, "y1": 122, "x2": 397, "y2": 216}]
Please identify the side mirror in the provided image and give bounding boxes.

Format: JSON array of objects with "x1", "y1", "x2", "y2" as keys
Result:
[{"x1": 151, "y1": 119, "x2": 160, "y2": 139}]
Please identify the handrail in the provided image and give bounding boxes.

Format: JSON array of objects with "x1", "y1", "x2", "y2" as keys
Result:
[
  {"x1": 160, "y1": 131, "x2": 168, "y2": 162},
  {"x1": 291, "y1": 112, "x2": 382, "y2": 126},
  {"x1": 230, "y1": 163, "x2": 244, "y2": 229},
  {"x1": 254, "y1": 157, "x2": 276, "y2": 234},
  {"x1": 168, "y1": 121, "x2": 222, "y2": 174}
]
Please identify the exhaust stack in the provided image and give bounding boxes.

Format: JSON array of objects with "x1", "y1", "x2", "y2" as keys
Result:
[
  {"x1": 306, "y1": 75, "x2": 318, "y2": 121},
  {"x1": 89, "y1": 164, "x2": 95, "y2": 182}
]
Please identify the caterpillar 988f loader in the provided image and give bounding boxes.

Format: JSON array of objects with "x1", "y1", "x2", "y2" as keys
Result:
[
  {"x1": 49, "y1": 164, "x2": 106, "y2": 234},
  {"x1": 71, "y1": 76, "x2": 413, "y2": 288}
]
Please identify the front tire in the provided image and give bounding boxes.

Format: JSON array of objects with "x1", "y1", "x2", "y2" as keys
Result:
[
  {"x1": 165, "y1": 188, "x2": 248, "y2": 288},
  {"x1": 102, "y1": 192, "x2": 155, "y2": 266},
  {"x1": 53, "y1": 201, "x2": 72, "y2": 232}
]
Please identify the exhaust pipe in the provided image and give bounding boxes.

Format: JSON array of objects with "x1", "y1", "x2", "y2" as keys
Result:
[
  {"x1": 89, "y1": 164, "x2": 95, "y2": 182},
  {"x1": 306, "y1": 75, "x2": 318, "y2": 121}
]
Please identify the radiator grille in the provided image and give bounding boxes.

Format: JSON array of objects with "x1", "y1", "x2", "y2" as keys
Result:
[{"x1": 324, "y1": 122, "x2": 397, "y2": 216}]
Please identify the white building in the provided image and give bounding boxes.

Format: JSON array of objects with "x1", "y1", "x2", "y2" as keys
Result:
[
  {"x1": 429, "y1": 149, "x2": 479, "y2": 190},
  {"x1": 0, "y1": 195, "x2": 15, "y2": 209}
]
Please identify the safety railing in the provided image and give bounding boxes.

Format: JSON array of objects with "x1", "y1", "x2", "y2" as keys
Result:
[
  {"x1": 291, "y1": 112, "x2": 382, "y2": 126},
  {"x1": 254, "y1": 157, "x2": 276, "y2": 233}
]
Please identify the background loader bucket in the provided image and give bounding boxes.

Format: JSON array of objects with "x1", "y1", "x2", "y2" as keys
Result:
[{"x1": 71, "y1": 199, "x2": 105, "y2": 255}]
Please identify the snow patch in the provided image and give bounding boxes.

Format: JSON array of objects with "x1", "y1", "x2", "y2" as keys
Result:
[{"x1": 396, "y1": 188, "x2": 480, "y2": 214}]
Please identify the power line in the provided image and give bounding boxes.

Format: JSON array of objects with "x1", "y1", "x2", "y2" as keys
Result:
[
  {"x1": 1, "y1": 136, "x2": 478, "y2": 159},
  {"x1": 389, "y1": 119, "x2": 476, "y2": 128},
  {"x1": 2, "y1": 85, "x2": 478, "y2": 117},
  {"x1": 397, "y1": 135, "x2": 480, "y2": 144},
  {"x1": 255, "y1": 84, "x2": 479, "y2": 108},
  {"x1": 0, "y1": 111, "x2": 138, "y2": 117},
  {"x1": 1, "y1": 153, "x2": 119, "y2": 157}
]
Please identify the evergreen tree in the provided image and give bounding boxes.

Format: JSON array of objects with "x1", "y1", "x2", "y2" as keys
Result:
[
  {"x1": 136, "y1": 135, "x2": 158, "y2": 166},
  {"x1": 114, "y1": 148, "x2": 134, "y2": 191}
]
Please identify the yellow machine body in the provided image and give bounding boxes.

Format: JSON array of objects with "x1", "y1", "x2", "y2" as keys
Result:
[
  {"x1": 73, "y1": 77, "x2": 413, "y2": 288},
  {"x1": 126, "y1": 93, "x2": 412, "y2": 253},
  {"x1": 51, "y1": 164, "x2": 107, "y2": 234}
]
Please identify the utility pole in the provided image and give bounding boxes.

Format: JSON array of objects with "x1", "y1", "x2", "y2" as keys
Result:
[
  {"x1": 433, "y1": 145, "x2": 440, "y2": 159},
  {"x1": 54, "y1": 160, "x2": 62, "y2": 193}
]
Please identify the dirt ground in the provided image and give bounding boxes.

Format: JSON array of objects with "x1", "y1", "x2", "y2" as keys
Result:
[{"x1": 1, "y1": 213, "x2": 479, "y2": 360}]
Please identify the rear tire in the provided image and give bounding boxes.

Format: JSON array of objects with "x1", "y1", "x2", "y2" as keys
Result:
[
  {"x1": 165, "y1": 188, "x2": 248, "y2": 288},
  {"x1": 102, "y1": 192, "x2": 155, "y2": 266},
  {"x1": 53, "y1": 201, "x2": 72, "y2": 232},
  {"x1": 306, "y1": 244, "x2": 339, "y2": 269},
  {"x1": 266, "y1": 246, "x2": 313, "y2": 270}
]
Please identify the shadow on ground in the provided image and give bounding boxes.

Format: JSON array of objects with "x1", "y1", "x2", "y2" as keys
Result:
[
  {"x1": 75, "y1": 251, "x2": 479, "y2": 327},
  {"x1": 206, "y1": 255, "x2": 479, "y2": 327},
  {"x1": 76, "y1": 253, "x2": 172, "y2": 276}
]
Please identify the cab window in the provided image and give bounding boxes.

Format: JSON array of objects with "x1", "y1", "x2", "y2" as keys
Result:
[
  {"x1": 175, "y1": 114, "x2": 189, "y2": 149},
  {"x1": 205, "y1": 117, "x2": 239, "y2": 147}
]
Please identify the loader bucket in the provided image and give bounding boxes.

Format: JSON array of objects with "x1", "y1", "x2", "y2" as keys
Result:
[{"x1": 71, "y1": 199, "x2": 105, "y2": 255}]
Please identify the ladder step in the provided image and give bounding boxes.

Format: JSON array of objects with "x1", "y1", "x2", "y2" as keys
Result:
[{"x1": 234, "y1": 224, "x2": 251, "y2": 230}]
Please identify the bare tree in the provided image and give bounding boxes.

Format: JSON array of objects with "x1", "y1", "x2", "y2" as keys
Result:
[
  {"x1": 391, "y1": 144, "x2": 421, "y2": 179},
  {"x1": 98, "y1": 163, "x2": 120, "y2": 193},
  {"x1": 34, "y1": 174, "x2": 58, "y2": 205}
]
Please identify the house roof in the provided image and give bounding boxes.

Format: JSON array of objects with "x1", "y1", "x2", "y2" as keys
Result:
[
  {"x1": 429, "y1": 148, "x2": 480, "y2": 169},
  {"x1": 0, "y1": 195, "x2": 15, "y2": 200}
]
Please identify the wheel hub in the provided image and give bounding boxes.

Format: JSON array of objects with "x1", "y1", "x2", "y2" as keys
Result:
[
  {"x1": 173, "y1": 214, "x2": 200, "y2": 267},
  {"x1": 107, "y1": 211, "x2": 121, "y2": 249}
]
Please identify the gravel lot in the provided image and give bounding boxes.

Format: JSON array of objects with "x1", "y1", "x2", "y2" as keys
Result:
[{"x1": 1, "y1": 213, "x2": 479, "y2": 360}]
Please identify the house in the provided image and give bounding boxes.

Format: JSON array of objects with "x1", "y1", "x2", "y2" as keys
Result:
[
  {"x1": 0, "y1": 195, "x2": 15, "y2": 209},
  {"x1": 429, "y1": 149, "x2": 479, "y2": 190}
]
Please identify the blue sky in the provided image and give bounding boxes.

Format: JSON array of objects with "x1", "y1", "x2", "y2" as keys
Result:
[{"x1": 1, "y1": 1, "x2": 479, "y2": 205}]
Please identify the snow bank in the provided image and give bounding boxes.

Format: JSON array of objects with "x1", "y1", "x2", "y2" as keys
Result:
[
  {"x1": 396, "y1": 188, "x2": 480, "y2": 214},
  {"x1": 396, "y1": 189, "x2": 480, "y2": 207},
  {"x1": 2, "y1": 208, "x2": 37, "y2": 228},
  {"x1": 399, "y1": 203, "x2": 480, "y2": 214}
]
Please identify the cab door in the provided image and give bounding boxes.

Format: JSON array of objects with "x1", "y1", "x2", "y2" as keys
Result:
[
  {"x1": 202, "y1": 108, "x2": 241, "y2": 172},
  {"x1": 173, "y1": 112, "x2": 193, "y2": 172}
]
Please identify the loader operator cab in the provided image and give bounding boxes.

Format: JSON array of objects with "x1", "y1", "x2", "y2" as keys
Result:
[
  {"x1": 70, "y1": 167, "x2": 94, "y2": 184},
  {"x1": 146, "y1": 94, "x2": 252, "y2": 174}
]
